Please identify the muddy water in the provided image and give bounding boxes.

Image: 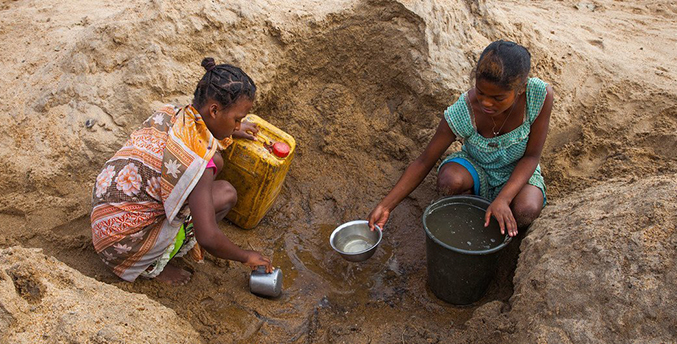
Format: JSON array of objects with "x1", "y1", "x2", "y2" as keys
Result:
[
  {"x1": 425, "y1": 203, "x2": 505, "y2": 251},
  {"x1": 227, "y1": 216, "x2": 486, "y2": 342},
  {"x1": 272, "y1": 224, "x2": 394, "y2": 294},
  {"x1": 340, "y1": 235, "x2": 373, "y2": 253}
]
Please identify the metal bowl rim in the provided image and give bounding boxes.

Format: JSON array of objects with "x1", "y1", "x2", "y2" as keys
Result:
[{"x1": 329, "y1": 220, "x2": 382, "y2": 256}]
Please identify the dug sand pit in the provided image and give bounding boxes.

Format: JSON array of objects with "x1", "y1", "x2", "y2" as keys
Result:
[{"x1": 0, "y1": 0, "x2": 676, "y2": 342}]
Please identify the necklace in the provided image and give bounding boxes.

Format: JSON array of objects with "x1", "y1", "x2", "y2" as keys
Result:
[{"x1": 489, "y1": 100, "x2": 517, "y2": 137}]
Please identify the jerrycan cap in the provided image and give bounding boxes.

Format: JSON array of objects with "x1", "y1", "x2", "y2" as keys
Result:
[{"x1": 271, "y1": 142, "x2": 290, "y2": 158}]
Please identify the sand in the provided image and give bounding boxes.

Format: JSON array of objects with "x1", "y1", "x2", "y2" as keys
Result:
[{"x1": 0, "y1": 0, "x2": 675, "y2": 342}]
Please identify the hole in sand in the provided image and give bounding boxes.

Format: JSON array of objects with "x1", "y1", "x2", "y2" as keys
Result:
[{"x1": 6, "y1": 265, "x2": 46, "y2": 304}]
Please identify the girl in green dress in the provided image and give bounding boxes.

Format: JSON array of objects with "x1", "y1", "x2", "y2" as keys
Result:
[{"x1": 368, "y1": 40, "x2": 554, "y2": 237}]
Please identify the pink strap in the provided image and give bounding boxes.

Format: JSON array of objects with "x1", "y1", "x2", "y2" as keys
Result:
[{"x1": 206, "y1": 158, "x2": 217, "y2": 171}]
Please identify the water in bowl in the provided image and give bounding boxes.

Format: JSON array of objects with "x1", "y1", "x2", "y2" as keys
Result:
[
  {"x1": 340, "y1": 235, "x2": 373, "y2": 253},
  {"x1": 426, "y1": 202, "x2": 504, "y2": 251}
]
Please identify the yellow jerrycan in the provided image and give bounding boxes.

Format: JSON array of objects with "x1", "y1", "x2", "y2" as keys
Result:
[{"x1": 217, "y1": 114, "x2": 295, "y2": 229}]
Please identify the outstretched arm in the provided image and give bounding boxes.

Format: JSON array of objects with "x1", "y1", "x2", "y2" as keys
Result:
[
  {"x1": 188, "y1": 169, "x2": 273, "y2": 272},
  {"x1": 368, "y1": 118, "x2": 456, "y2": 230}
]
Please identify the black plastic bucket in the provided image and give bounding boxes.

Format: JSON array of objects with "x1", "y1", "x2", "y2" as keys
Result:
[{"x1": 422, "y1": 195, "x2": 512, "y2": 305}]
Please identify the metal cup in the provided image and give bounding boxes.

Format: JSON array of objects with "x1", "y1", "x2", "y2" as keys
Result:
[{"x1": 249, "y1": 266, "x2": 283, "y2": 298}]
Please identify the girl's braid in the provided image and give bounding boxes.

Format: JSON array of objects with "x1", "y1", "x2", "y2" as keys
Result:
[{"x1": 193, "y1": 57, "x2": 257, "y2": 109}]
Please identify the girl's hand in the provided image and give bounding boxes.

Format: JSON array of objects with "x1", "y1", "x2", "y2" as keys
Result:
[
  {"x1": 485, "y1": 197, "x2": 518, "y2": 237},
  {"x1": 367, "y1": 204, "x2": 390, "y2": 231},
  {"x1": 243, "y1": 250, "x2": 273, "y2": 273},
  {"x1": 233, "y1": 122, "x2": 259, "y2": 140}
]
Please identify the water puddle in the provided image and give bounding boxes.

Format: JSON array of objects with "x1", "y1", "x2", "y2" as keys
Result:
[{"x1": 272, "y1": 223, "x2": 393, "y2": 298}]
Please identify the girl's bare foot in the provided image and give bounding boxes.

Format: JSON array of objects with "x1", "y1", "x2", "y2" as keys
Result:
[{"x1": 154, "y1": 264, "x2": 192, "y2": 286}]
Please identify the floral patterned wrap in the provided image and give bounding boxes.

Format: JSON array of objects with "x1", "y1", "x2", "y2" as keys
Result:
[{"x1": 91, "y1": 104, "x2": 232, "y2": 281}]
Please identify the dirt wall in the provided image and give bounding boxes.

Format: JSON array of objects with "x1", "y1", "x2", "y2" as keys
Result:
[{"x1": 0, "y1": 246, "x2": 200, "y2": 343}]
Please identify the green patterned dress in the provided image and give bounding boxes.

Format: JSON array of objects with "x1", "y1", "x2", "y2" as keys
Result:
[{"x1": 439, "y1": 77, "x2": 548, "y2": 204}]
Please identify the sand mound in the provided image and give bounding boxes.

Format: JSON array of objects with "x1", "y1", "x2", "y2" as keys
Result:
[
  {"x1": 510, "y1": 174, "x2": 676, "y2": 342},
  {"x1": 0, "y1": 0, "x2": 675, "y2": 342},
  {"x1": 0, "y1": 246, "x2": 199, "y2": 343}
]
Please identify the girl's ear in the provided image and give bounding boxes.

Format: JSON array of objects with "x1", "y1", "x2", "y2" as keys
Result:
[
  {"x1": 518, "y1": 85, "x2": 526, "y2": 96},
  {"x1": 208, "y1": 103, "x2": 219, "y2": 119}
]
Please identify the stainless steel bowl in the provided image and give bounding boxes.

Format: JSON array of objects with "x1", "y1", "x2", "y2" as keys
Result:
[{"x1": 330, "y1": 220, "x2": 382, "y2": 262}]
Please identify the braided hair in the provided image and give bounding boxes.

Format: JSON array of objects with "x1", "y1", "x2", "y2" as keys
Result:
[
  {"x1": 473, "y1": 40, "x2": 531, "y2": 91},
  {"x1": 193, "y1": 57, "x2": 257, "y2": 109}
]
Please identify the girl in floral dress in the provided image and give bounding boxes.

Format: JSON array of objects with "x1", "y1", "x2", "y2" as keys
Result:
[{"x1": 91, "y1": 58, "x2": 272, "y2": 285}]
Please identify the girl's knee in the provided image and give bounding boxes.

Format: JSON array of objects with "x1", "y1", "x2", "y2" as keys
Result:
[
  {"x1": 437, "y1": 162, "x2": 474, "y2": 196},
  {"x1": 512, "y1": 201, "x2": 542, "y2": 227},
  {"x1": 214, "y1": 180, "x2": 237, "y2": 209},
  {"x1": 437, "y1": 173, "x2": 467, "y2": 195}
]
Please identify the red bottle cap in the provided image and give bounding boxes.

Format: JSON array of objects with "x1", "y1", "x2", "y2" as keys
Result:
[{"x1": 271, "y1": 142, "x2": 290, "y2": 158}]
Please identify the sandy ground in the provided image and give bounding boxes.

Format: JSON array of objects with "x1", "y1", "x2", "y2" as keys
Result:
[{"x1": 0, "y1": 0, "x2": 675, "y2": 342}]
